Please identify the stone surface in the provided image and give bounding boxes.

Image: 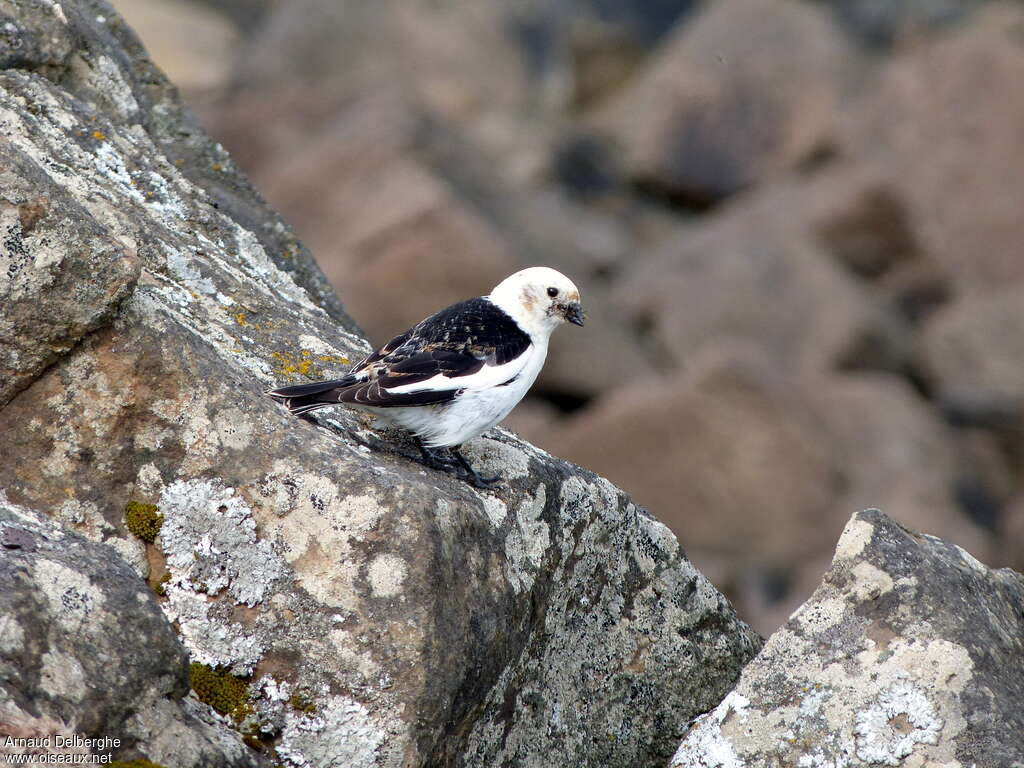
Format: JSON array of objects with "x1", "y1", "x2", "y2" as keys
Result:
[
  {"x1": 605, "y1": 0, "x2": 856, "y2": 204},
  {"x1": 0, "y1": 1, "x2": 761, "y2": 766},
  {"x1": 672, "y1": 509, "x2": 1024, "y2": 767},
  {"x1": 0, "y1": 493, "x2": 258, "y2": 766}
]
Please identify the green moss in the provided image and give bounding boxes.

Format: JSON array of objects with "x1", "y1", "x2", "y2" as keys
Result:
[
  {"x1": 125, "y1": 501, "x2": 163, "y2": 543},
  {"x1": 108, "y1": 760, "x2": 167, "y2": 768},
  {"x1": 153, "y1": 571, "x2": 171, "y2": 597},
  {"x1": 289, "y1": 690, "x2": 317, "y2": 714},
  {"x1": 189, "y1": 662, "x2": 252, "y2": 722}
]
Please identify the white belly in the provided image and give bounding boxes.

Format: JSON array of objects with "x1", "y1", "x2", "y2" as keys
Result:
[{"x1": 377, "y1": 340, "x2": 548, "y2": 447}]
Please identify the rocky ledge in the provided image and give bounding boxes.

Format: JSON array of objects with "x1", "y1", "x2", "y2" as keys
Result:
[
  {"x1": 0, "y1": 0, "x2": 759, "y2": 765},
  {"x1": 1, "y1": 1, "x2": 1022, "y2": 767}
]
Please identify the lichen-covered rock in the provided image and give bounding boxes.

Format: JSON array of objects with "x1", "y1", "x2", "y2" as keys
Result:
[
  {"x1": 0, "y1": 493, "x2": 260, "y2": 766},
  {"x1": 0, "y1": 1, "x2": 761, "y2": 766},
  {"x1": 671, "y1": 509, "x2": 1024, "y2": 767}
]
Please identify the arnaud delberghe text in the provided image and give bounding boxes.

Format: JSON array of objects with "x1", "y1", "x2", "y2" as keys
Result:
[{"x1": 2, "y1": 735, "x2": 121, "y2": 764}]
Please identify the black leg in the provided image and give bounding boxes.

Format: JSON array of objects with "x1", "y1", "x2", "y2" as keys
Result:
[
  {"x1": 415, "y1": 438, "x2": 459, "y2": 471},
  {"x1": 450, "y1": 445, "x2": 502, "y2": 489}
]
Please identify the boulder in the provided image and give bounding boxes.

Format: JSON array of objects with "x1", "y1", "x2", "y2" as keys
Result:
[
  {"x1": 0, "y1": 493, "x2": 258, "y2": 766},
  {"x1": 806, "y1": 372, "x2": 993, "y2": 561},
  {"x1": 0, "y1": 1, "x2": 761, "y2": 766},
  {"x1": 846, "y1": 5, "x2": 1024, "y2": 291},
  {"x1": 547, "y1": 349, "x2": 842, "y2": 567},
  {"x1": 818, "y1": 0, "x2": 990, "y2": 48},
  {"x1": 604, "y1": 0, "x2": 857, "y2": 204},
  {"x1": 251, "y1": 90, "x2": 513, "y2": 346},
  {"x1": 672, "y1": 509, "x2": 1024, "y2": 766},
  {"x1": 611, "y1": 183, "x2": 905, "y2": 375},
  {"x1": 919, "y1": 286, "x2": 1024, "y2": 424}
]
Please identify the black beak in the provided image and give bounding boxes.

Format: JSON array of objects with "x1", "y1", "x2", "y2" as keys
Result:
[{"x1": 565, "y1": 301, "x2": 585, "y2": 327}]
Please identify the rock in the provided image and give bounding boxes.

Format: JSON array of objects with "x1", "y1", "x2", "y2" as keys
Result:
[
  {"x1": 547, "y1": 349, "x2": 842, "y2": 567},
  {"x1": 0, "y1": 493, "x2": 258, "y2": 766},
  {"x1": 919, "y1": 286, "x2": 1024, "y2": 423},
  {"x1": 604, "y1": 0, "x2": 857, "y2": 204},
  {"x1": 0, "y1": 163, "x2": 139, "y2": 407},
  {"x1": 807, "y1": 372, "x2": 993, "y2": 561},
  {"x1": 847, "y1": 5, "x2": 1024, "y2": 291},
  {"x1": 251, "y1": 91, "x2": 513, "y2": 346},
  {"x1": 0, "y1": 2, "x2": 762, "y2": 766},
  {"x1": 818, "y1": 0, "x2": 989, "y2": 48},
  {"x1": 672, "y1": 509, "x2": 1024, "y2": 766},
  {"x1": 611, "y1": 182, "x2": 904, "y2": 375}
]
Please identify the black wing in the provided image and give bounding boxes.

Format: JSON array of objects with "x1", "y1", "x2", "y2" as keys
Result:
[{"x1": 269, "y1": 297, "x2": 531, "y2": 413}]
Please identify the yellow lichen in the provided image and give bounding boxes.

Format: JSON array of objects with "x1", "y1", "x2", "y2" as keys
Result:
[
  {"x1": 91, "y1": 130, "x2": 106, "y2": 141},
  {"x1": 234, "y1": 312, "x2": 248, "y2": 326},
  {"x1": 189, "y1": 663, "x2": 253, "y2": 722},
  {"x1": 124, "y1": 501, "x2": 163, "y2": 544},
  {"x1": 108, "y1": 760, "x2": 166, "y2": 768}
]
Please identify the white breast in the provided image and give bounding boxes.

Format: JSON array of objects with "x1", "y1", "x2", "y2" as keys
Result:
[{"x1": 389, "y1": 339, "x2": 549, "y2": 448}]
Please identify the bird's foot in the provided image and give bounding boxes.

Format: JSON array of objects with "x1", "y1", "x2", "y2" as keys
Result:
[
  {"x1": 450, "y1": 446, "x2": 502, "y2": 489},
  {"x1": 415, "y1": 440, "x2": 460, "y2": 471}
]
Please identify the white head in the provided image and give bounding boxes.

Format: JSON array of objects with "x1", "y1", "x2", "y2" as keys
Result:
[{"x1": 488, "y1": 267, "x2": 585, "y2": 338}]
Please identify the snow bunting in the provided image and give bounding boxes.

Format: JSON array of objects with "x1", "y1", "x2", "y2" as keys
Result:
[{"x1": 269, "y1": 267, "x2": 585, "y2": 487}]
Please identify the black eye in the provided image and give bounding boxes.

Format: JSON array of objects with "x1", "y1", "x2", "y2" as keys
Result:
[{"x1": 547, "y1": 286, "x2": 559, "y2": 298}]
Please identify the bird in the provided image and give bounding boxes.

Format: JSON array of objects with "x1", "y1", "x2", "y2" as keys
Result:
[{"x1": 268, "y1": 267, "x2": 585, "y2": 487}]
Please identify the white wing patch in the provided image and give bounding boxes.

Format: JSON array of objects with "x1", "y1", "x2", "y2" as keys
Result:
[{"x1": 383, "y1": 346, "x2": 534, "y2": 395}]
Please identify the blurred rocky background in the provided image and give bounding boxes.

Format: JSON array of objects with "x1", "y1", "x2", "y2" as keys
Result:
[{"x1": 112, "y1": 0, "x2": 1024, "y2": 634}]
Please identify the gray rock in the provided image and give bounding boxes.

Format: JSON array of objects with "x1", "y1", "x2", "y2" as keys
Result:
[
  {"x1": 0, "y1": 1, "x2": 761, "y2": 766},
  {"x1": 671, "y1": 509, "x2": 1024, "y2": 767},
  {"x1": 0, "y1": 493, "x2": 260, "y2": 766}
]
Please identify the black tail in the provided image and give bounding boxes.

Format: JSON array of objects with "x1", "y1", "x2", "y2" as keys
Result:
[{"x1": 267, "y1": 377, "x2": 357, "y2": 417}]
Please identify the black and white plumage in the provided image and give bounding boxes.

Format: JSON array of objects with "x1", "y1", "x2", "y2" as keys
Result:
[{"x1": 268, "y1": 267, "x2": 585, "y2": 487}]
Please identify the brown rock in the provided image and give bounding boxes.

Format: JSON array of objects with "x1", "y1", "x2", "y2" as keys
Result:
[
  {"x1": 253, "y1": 92, "x2": 513, "y2": 344},
  {"x1": 604, "y1": 0, "x2": 857, "y2": 203},
  {"x1": 847, "y1": 4, "x2": 1024, "y2": 289},
  {"x1": 611, "y1": 182, "x2": 904, "y2": 375},
  {"x1": 806, "y1": 372, "x2": 993, "y2": 561},
  {"x1": 919, "y1": 285, "x2": 1024, "y2": 422},
  {"x1": 548, "y1": 348, "x2": 842, "y2": 565}
]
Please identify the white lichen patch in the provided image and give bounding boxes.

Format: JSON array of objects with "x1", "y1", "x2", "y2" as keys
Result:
[
  {"x1": 670, "y1": 691, "x2": 748, "y2": 768},
  {"x1": 38, "y1": 650, "x2": 86, "y2": 702},
  {"x1": 163, "y1": 584, "x2": 265, "y2": 675},
  {"x1": 158, "y1": 478, "x2": 285, "y2": 605},
  {"x1": 849, "y1": 561, "x2": 895, "y2": 602},
  {"x1": 464, "y1": 437, "x2": 531, "y2": 482},
  {"x1": 367, "y1": 554, "x2": 407, "y2": 599},
  {"x1": 258, "y1": 470, "x2": 385, "y2": 610},
  {"x1": 793, "y1": 596, "x2": 847, "y2": 634},
  {"x1": 0, "y1": 613, "x2": 25, "y2": 654},
  {"x1": 276, "y1": 695, "x2": 390, "y2": 768},
  {"x1": 479, "y1": 495, "x2": 507, "y2": 527},
  {"x1": 503, "y1": 485, "x2": 551, "y2": 592},
  {"x1": 833, "y1": 516, "x2": 876, "y2": 562},
  {"x1": 211, "y1": 407, "x2": 255, "y2": 452},
  {"x1": 854, "y1": 680, "x2": 941, "y2": 765},
  {"x1": 32, "y1": 558, "x2": 106, "y2": 633}
]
